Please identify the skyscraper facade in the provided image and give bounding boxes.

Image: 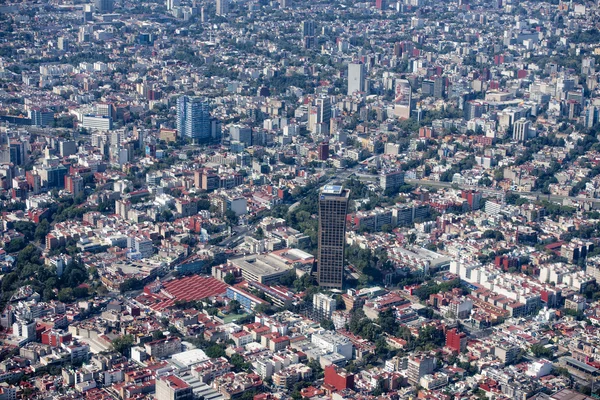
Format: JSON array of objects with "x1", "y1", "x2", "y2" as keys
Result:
[
  {"x1": 177, "y1": 96, "x2": 211, "y2": 142},
  {"x1": 394, "y1": 78, "x2": 412, "y2": 120},
  {"x1": 95, "y1": 0, "x2": 114, "y2": 13},
  {"x1": 317, "y1": 185, "x2": 350, "y2": 289},
  {"x1": 347, "y1": 62, "x2": 365, "y2": 96},
  {"x1": 216, "y1": 0, "x2": 229, "y2": 16},
  {"x1": 301, "y1": 20, "x2": 315, "y2": 37}
]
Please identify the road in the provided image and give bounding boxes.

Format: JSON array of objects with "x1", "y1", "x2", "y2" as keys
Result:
[
  {"x1": 405, "y1": 178, "x2": 600, "y2": 204},
  {"x1": 218, "y1": 226, "x2": 250, "y2": 248}
]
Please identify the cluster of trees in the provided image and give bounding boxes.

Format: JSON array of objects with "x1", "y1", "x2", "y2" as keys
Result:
[
  {"x1": 439, "y1": 155, "x2": 476, "y2": 182},
  {"x1": 0, "y1": 244, "x2": 92, "y2": 309},
  {"x1": 348, "y1": 308, "x2": 445, "y2": 357},
  {"x1": 413, "y1": 278, "x2": 465, "y2": 301},
  {"x1": 482, "y1": 230, "x2": 505, "y2": 241},
  {"x1": 119, "y1": 278, "x2": 145, "y2": 294},
  {"x1": 345, "y1": 245, "x2": 392, "y2": 287}
]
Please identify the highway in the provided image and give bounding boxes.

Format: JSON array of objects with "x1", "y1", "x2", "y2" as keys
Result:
[{"x1": 404, "y1": 178, "x2": 600, "y2": 205}]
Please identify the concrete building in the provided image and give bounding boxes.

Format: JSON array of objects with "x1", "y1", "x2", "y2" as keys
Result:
[
  {"x1": 313, "y1": 293, "x2": 337, "y2": 319},
  {"x1": 513, "y1": 118, "x2": 532, "y2": 142},
  {"x1": 311, "y1": 332, "x2": 353, "y2": 360},
  {"x1": 380, "y1": 170, "x2": 405, "y2": 193},
  {"x1": 155, "y1": 375, "x2": 193, "y2": 400},
  {"x1": 82, "y1": 115, "x2": 113, "y2": 131},
  {"x1": 216, "y1": 0, "x2": 229, "y2": 15},
  {"x1": 229, "y1": 254, "x2": 294, "y2": 285},
  {"x1": 407, "y1": 355, "x2": 435, "y2": 385},
  {"x1": 177, "y1": 96, "x2": 212, "y2": 142},
  {"x1": 347, "y1": 62, "x2": 365, "y2": 96},
  {"x1": 494, "y1": 344, "x2": 520, "y2": 365},
  {"x1": 317, "y1": 185, "x2": 350, "y2": 289}
]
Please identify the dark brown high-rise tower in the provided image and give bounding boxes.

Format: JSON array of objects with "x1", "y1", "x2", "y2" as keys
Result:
[{"x1": 317, "y1": 185, "x2": 350, "y2": 289}]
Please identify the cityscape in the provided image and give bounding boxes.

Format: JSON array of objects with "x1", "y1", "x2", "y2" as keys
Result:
[{"x1": 0, "y1": 0, "x2": 599, "y2": 399}]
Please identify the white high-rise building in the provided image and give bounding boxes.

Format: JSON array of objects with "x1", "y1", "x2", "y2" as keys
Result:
[
  {"x1": 347, "y1": 62, "x2": 365, "y2": 96},
  {"x1": 512, "y1": 118, "x2": 531, "y2": 142},
  {"x1": 313, "y1": 293, "x2": 337, "y2": 318}
]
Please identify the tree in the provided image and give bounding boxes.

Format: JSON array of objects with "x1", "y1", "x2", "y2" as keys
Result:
[
  {"x1": 225, "y1": 210, "x2": 238, "y2": 225},
  {"x1": 320, "y1": 319, "x2": 335, "y2": 330},
  {"x1": 206, "y1": 344, "x2": 226, "y2": 358},
  {"x1": 254, "y1": 303, "x2": 273, "y2": 315},
  {"x1": 111, "y1": 334, "x2": 134, "y2": 356},
  {"x1": 530, "y1": 343, "x2": 553, "y2": 359},
  {"x1": 120, "y1": 278, "x2": 144, "y2": 293},
  {"x1": 230, "y1": 353, "x2": 250, "y2": 372},
  {"x1": 57, "y1": 288, "x2": 74, "y2": 303},
  {"x1": 224, "y1": 273, "x2": 235, "y2": 285},
  {"x1": 255, "y1": 227, "x2": 265, "y2": 239},
  {"x1": 229, "y1": 300, "x2": 241, "y2": 314},
  {"x1": 4, "y1": 238, "x2": 26, "y2": 253},
  {"x1": 152, "y1": 330, "x2": 166, "y2": 340},
  {"x1": 14, "y1": 221, "x2": 36, "y2": 241}
]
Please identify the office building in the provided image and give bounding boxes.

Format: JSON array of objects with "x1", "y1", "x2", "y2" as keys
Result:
[
  {"x1": 316, "y1": 96, "x2": 331, "y2": 134},
  {"x1": 230, "y1": 125, "x2": 252, "y2": 146},
  {"x1": 127, "y1": 236, "x2": 153, "y2": 259},
  {"x1": 177, "y1": 96, "x2": 211, "y2": 142},
  {"x1": 95, "y1": 0, "x2": 114, "y2": 13},
  {"x1": 311, "y1": 332, "x2": 353, "y2": 360},
  {"x1": 394, "y1": 79, "x2": 412, "y2": 119},
  {"x1": 82, "y1": 4, "x2": 93, "y2": 22},
  {"x1": 380, "y1": 170, "x2": 405, "y2": 193},
  {"x1": 317, "y1": 185, "x2": 350, "y2": 289},
  {"x1": 216, "y1": 0, "x2": 229, "y2": 16},
  {"x1": 301, "y1": 20, "x2": 315, "y2": 37},
  {"x1": 318, "y1": 142, "x2": 329, "y2": 161},
  {"x1": 59, "y1": 140, "x2": 77, "y2": 157},
  {"x1": 513, "y1": 118, "x2": 531, "y2": 142},
  {"x1": 433, "y1": 76, "x2": 445, "y2": 98},
  {"x1": 585, "y1": 106, "x2": 599, "y2": 129},
  {"x1": 39, "y1": 164, "x2": 68, "y2": 189},
  {"x1": 229, "y1": 254, "x2": 294, "y2": 285},
  {"x1": 28, "y1": 108, "x2": 54, "y2": 127},
  {"x1": 166, "y1": 0, "x2": 180, "y2": 10},
  {"x1": 82, "y1": 115, "x2": 113, "y2": 131},
  {"x1": 57, "y1": 37, "x2": 69, "y2": 51},
  {"x1": 95, "y1": 103, "x2": 113, "y2": 118},
  {"x1": 347, "y1": 62, "x2": 365, "y2": 96}
]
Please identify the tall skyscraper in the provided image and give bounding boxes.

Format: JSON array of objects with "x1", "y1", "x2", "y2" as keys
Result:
[
  {"x1": 166, "y1": 0, "x2": 180, "y2": 10},
  {"x1": 301, "y1": 20, "x2": 315, "y2": 37},
  {"x1": 177, "y1": 96, "x2": 211, "y2": 142},
  {"x1": 585, "y1": 106, "x2": 599, "y2": 129},
  {"x1": 95, "y1": 0, "x2": 114, "y2": 13},
  {"x1": 394, "y1": 78, "x2": 412, "y2": 120},
  {"x1": 347, "y1": 62, "x2": 365, "y2": 96},
  {"x1": 216, "y1": 0, "x2": 229, "y2": 16},
  {"x1": 317, "y1": 185, "x2": 350, "y2": 289},
  {"x1": 316, "y1": 96, "x2": 331, "y2": 134}
]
